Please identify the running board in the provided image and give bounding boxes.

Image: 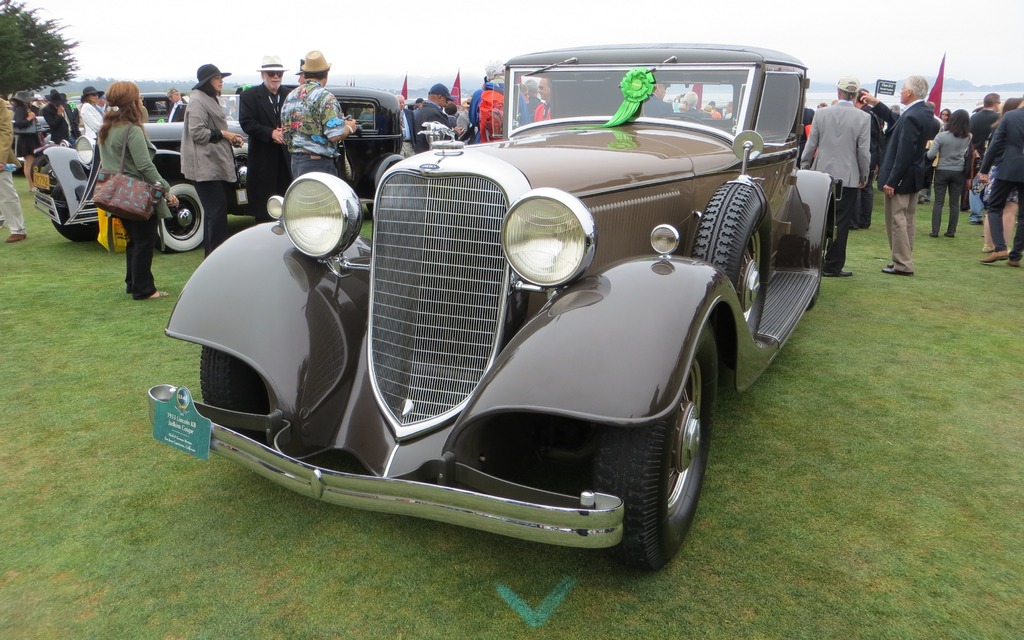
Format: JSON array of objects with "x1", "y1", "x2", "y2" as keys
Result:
[{"x1": 758, "y1": 271, "x2": 819, "y2": 343}]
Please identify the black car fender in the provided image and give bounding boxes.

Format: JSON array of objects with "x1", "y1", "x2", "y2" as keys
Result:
[
  {"x1": 152, "y1": 149, "x2": 185, "y2": 183},
  {"x1": 775, "y1": 169, "x2": 837, "y2": 270},
  {"x1": 165, "y1": 224, "x2": 371, "y2": 423},
  {"x1": 454, "y1": 257, "x2": 746, "y2": 431}
]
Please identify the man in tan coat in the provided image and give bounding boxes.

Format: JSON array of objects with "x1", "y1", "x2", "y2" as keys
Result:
[{"x1": 0, "y1": 96, "x2": 27, "y2": 242}]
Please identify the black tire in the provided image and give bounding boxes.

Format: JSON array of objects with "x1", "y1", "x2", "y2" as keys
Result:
[
  {"x1": 159, "y1": 182, "x2": 204, "y2": 253},
  {"x1": 693, "y1": 182, "x2": 768, "y2": 330},
  {"x1": 594, "y1": 325, "x2": 718, "y2": 570},
  {"x1": 51, "y1": 219, "x2": 99, "y2": 242},
  {"x1": 200, "y1": 347, "x2": 269, "y2": 432}
]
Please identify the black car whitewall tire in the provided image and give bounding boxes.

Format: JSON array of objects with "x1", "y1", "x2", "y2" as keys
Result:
[
  {"x1": 159, "y1": 182, "x2": 204, "y2": 253},
  {"x1": 693, "y1": 182, "x2": 769, "y2": 330},
  {"x1": 593, "y1": 324, "x2": 718, "y2": 570}
]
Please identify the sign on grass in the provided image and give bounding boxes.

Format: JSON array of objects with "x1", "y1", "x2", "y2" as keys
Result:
[{"x1": 153, "y1": 386, "x2": 212, "y2": 460}]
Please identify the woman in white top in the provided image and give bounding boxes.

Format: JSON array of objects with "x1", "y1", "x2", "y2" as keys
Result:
[{"x1": 79, "y1": 85, "x2": 105, "y2": 143}]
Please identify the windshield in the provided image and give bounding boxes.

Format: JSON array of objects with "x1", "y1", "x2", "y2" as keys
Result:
[{"x1": 509, "y1": 66, "x2": 755, "y2": 135}]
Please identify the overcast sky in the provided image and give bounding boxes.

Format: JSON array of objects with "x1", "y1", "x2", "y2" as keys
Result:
[{"x1": 30, "y1": 0, "x2": 1022, "y2": 89}]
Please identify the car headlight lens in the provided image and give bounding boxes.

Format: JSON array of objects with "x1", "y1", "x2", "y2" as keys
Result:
[
  {"x1": 75, "y1": 136, "x2": 94, "y2": 165},
  {"x1": 281, "y1": 172, "x2": 362, "y2": 258},
  {"x1": 502, "y1": 188, "x2": 596, "y2": 287}
]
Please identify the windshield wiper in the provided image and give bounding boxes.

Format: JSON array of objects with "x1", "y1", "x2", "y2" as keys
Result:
[{"x1": 526, "y1": 57, "x2": 579, "y2": 76}]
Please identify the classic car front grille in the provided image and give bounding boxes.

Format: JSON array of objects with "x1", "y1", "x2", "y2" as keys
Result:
[{"x1": 370, "y1": 173, "x2": 508, "y2": 430}]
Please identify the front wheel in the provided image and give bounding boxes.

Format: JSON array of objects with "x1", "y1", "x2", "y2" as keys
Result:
[
  {"x1": 594, "y1": 325, "x2": 718, "y2": 570},
  {"x1": 200, "y1": 347, "x2": 269, "y2": 439},
  {"x1": 159, "y1": 182, "x2": 204, "y2": 253}
]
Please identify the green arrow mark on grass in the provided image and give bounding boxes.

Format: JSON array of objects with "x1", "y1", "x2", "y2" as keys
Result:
[{"x1": 497, "y1": 576, "x2": 577, "y2": 628}]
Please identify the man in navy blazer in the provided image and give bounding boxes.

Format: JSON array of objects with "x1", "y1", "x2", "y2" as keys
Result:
[
  {"x1": 978, "y1": 99, "x2": 1024, "y2": 265},
  {"x1": 862, "y1": 76, "x2": 939, "y2": 276}
]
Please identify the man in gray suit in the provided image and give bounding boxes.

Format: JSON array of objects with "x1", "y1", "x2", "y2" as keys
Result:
[
  {"x1": 801, "y1": 75, "x2": 870, "y2": 277},
  {"x1": 978, "y1": 98, "x2": 1024, "y2": 266}
]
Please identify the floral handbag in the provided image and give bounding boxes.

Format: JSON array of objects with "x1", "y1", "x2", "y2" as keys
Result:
[{"x1": 93, "y1": 126, "x2": 164, "y2": 222}]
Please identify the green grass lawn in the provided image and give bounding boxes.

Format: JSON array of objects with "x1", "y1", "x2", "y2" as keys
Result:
[{"x1": 1, "y1": 175, "x2": 1021, "y2": 639}]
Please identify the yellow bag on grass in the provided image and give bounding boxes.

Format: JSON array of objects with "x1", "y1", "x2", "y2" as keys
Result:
[{"x1": 97, "y1": 208, "x2": 128, "y2": 253}]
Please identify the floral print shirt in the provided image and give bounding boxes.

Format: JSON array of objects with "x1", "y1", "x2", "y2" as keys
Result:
[{"x1": 280, "y1": 80, "x2": 347, "y2": 157}]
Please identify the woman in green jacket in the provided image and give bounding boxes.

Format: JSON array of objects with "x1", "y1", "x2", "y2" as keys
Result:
[{"x1": 97, "y1": 81, "x2": 179, "y2": 300}]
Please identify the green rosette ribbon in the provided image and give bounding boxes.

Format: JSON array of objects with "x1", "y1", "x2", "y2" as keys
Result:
[{"x1": 601, "y1": 68, "x2": 655, "y2": 128}]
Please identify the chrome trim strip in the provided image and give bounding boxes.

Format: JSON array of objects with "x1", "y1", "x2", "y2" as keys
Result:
[{"x1": 149, "y1": 386, "x2": 623, "y2": 548}]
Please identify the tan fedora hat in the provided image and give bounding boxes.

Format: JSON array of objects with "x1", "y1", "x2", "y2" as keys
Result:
[{"x1": 300, "y1": 50, "x2": 331, "y2": 73}]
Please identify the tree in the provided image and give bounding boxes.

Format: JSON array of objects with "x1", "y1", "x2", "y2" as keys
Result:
[{"x1": 0, "y1": 0, "x2": 78, "y2": 96}]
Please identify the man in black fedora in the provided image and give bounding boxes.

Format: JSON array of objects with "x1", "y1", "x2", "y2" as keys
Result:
[
  {"x1": 40, "y1": 89, "x2": 72, "y2": 145},
  {"x1": 240, "y1": 55, "x2": 292, "y2": 220}
]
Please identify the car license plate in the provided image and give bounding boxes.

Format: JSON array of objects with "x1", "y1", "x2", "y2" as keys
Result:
[{"x1": 33, "y1": 170, "x2": 50, "y2": 191}]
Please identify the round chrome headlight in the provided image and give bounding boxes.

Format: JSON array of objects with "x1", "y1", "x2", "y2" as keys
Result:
[
  {"x1": 281, "y1": 172, "x2": 362, "y2": 258},
  {"x1": 75, "y1": 136, "x2": 94, "y2": 165},
  {"x1": 502, "y1": 188, "x2": 596, "y2": 287}
]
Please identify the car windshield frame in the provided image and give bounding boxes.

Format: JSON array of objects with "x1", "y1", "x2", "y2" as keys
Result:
[{"x1": 508, "y1": 64, "x2": 757, "y2": 137}]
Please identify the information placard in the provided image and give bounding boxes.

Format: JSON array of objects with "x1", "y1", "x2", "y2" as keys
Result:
[
  {"x1": 153, "y1": 386, "x2": 213, "y2": 460},
  {"x1": 876, "y1": 80, "x2": 898, "y2": 96}
]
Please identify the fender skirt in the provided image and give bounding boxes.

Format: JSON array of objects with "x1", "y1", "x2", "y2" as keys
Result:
[{"x1": 456, "y1": 257, "x2": 748, "y2": 430}]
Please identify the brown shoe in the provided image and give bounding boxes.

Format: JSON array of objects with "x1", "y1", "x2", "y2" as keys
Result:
[
  {"x1": 1010, "y1": 259, "x2": 1021, "y2": 268},
  {"x1": 4, "y1": 233, "x2": 26, "y2": 243},
  {"x1": 980, "y1": 250, "x2": 1009, "y2": 264}
]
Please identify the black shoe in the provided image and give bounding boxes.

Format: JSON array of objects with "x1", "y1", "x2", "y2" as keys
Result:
[
  {"x1": 944, "y1": 232, "x2": 955, "y2": 238},
  {"x1": 823, "y1": 270, "x2": 853, "y2": 277},
  {"x1": 928, "y1": 232, "x2": 939, "y2": 237},
  {"x1": 882, "y1": 266, "x2": 914, "y2": 276}
]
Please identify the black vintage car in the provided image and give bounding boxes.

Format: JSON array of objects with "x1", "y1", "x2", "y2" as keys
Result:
[
  {"x1": 32, "y1": 87, "x2": 403, "y2": 251},
  {"x1": 149, "y1": 44, "x2": 837, "y2": 570}
]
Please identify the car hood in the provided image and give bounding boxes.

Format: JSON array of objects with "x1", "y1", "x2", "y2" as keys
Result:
[{"x1": 470, "y1": 123, "x2": 737, "y2": 196}]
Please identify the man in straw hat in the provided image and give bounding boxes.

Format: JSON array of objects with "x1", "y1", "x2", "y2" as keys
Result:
[
  {"x1": 240, "y1": 55, "x2": 293, "y2": 220},
  {"x1": 280, "y1": 50, "x2": 357, "y2": 178}
]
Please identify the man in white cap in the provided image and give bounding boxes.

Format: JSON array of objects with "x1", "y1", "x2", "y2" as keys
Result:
[
  {"x1": 280, "y1": 50, "x2": 357, "y2": 178},
  {"x1": 800, "y1": 75, "x2": 870, "y2": 277},
  {"x1": 240, "y1": 55, "x2": 293, "y2": 220}
]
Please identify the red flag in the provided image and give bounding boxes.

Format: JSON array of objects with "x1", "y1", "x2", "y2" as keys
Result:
[
  {"x1": 927, "y1": 53, "x2": 945, "y2": 115},
  {"x1": 401, "y1": 74, "x2": 408, "y2": 100},
  {"x1": 452, "y1": 70, "x2": 461, "y2": 103}
]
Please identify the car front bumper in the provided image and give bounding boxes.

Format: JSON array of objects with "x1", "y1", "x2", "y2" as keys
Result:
[{"x1": 148, "y1": 385, "x2": 623, "y2": 549}]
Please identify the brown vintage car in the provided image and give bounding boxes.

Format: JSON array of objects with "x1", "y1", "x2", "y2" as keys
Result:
[{"x1": 148, "y1": 44, "x2": 837, "y2": 570}]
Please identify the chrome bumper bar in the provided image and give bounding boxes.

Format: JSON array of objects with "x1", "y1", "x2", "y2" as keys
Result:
[
  {"x1": 33, "y1": 190, "x2": 98, "y2": 225},
  {"x1": 148, "y1": 385, "x2": 623, "y2": 549}
]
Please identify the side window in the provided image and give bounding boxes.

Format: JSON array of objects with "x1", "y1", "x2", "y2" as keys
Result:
[
  {"x1": 755, "y1": 73, "x2": 801, "y2": 144},
  {"x1": 342, "y1": 100, "x2": 377, "y2": 134}
]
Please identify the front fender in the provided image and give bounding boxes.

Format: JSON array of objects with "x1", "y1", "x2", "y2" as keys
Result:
[
  {"x1": 166, "y1": 223, "x2": 371, "y2": 425},
  {"x1": 456, "y1": 257, "x2": 738, "y2": 429},
  {"x1": 41, "y1": 145, "x2": 87, "y2": 213}
]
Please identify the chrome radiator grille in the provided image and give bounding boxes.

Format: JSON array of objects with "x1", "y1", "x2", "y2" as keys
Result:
[{"x1": 370, "y1": 173, "x2": 509, "y2": 430}]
